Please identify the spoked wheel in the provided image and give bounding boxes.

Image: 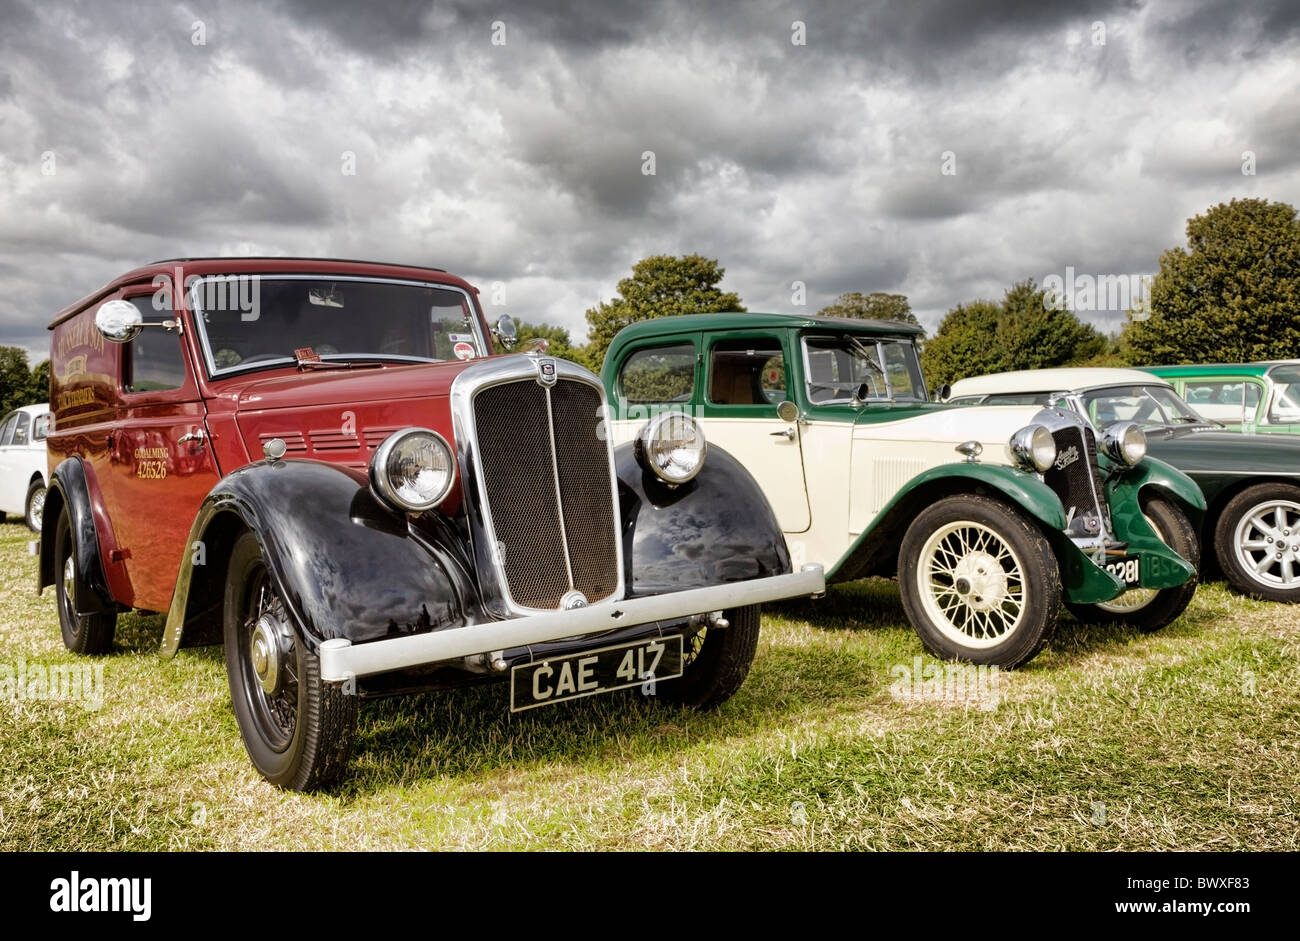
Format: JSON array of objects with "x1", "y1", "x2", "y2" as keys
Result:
[
  {"x1": 1066, "y1": 495, "x2": 1200, "y2": 631},
  {"x1": 658, "y1": 605, "x2": 760, "y2": 709},
  {"x1": 1216, "y1": 483, "x2": 1300, "y2": 603},
  {"x1": 224, "y1": 532, "x2": 357, "y2": 790},
  {"x1": 25, "y1": 481, "x2": 46, "y2": 532},
  {"x1": 899, "y1": 495, "x2": 1060, "y2": 668}
]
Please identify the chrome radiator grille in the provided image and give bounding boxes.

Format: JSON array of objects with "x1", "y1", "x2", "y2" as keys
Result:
[
  {"x1": 471, "y1": 376, "x2": 620, "y2": 610},
  {"x1": 1044, "y1": 425, "x2": 1110, "y2": 538}
]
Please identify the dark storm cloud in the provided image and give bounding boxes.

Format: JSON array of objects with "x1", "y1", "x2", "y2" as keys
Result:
[{"x1": 0, "y1": 0, "x2": 1298, "y2": 359}]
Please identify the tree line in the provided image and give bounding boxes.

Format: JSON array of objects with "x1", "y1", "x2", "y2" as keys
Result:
[
  {"x1": 3, "y1": 197, "x2": 1293, "y2": 413},
  {"x1": 518, "y1": 196, "x2": 1300, "y2": 388}
]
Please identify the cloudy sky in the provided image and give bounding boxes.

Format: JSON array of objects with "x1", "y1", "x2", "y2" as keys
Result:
[{"x1": 1, "y1": 0, "x2": 1298, "y2": 361}]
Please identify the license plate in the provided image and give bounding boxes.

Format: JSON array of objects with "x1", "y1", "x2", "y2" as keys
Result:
[
  {"x1": 1105, "y1": 556, "x2": 1141, "y2": 587},
  {"x1": 510, "y1": 635, "x2": 684, "y2": 712}
]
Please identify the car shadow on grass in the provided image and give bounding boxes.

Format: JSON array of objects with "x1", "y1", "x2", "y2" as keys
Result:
[
  {"x1": 769, "y1": 575, "x2": 1219, "y2": 671},
  {"x1": 332, "y1": 634, "x2": 889, "y2": 798}
]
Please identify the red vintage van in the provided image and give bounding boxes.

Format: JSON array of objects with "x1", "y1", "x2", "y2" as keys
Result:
[{"x1": 41, "y1": 258, "x2": 823, "y2": 789}]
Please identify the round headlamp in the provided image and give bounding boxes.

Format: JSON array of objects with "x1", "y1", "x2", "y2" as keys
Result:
[
  {"x1": 369, "y1": 428, "x2": 456, "y2": 512},
  {"x1": 1009, "y1": 424, "x2": 1057, "y2": 473},
  {"x1": 1101, "y1": 421, "x2": 1147, "y2": 466},
  {"x1": 634, "y1": 413, "x2": 706, "y2": 485}
]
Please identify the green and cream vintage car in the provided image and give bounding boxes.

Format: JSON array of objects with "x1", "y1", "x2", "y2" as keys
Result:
[
  {"x1": 600, "y1": 314, "x2": 1204, "y2": 668},
  {"x1": 1141, "y1": 362, "x2": 1300, "y2": 436}
]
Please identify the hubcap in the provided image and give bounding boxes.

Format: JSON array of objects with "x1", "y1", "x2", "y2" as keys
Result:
[
  {"x1": 62, "y1": 556, "x2": 75, "y2": 601},
  {"x1": 240, "y1": 569, "x2": 299, "y2": 752},
  {"x1": 1235, "y1": 499, "x2": 1300, "y2": 588},
  {"x1": 250, "y1": 615, "x2": 284, "y2": 695},
  {"x1": 917, "y1": 521, "x2": 1026, "y2": 648}
]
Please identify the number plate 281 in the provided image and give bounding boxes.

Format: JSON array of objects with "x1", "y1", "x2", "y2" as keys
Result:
[{"x1": 1105, "y1": 556, "x2": 1141, "y2": 587}]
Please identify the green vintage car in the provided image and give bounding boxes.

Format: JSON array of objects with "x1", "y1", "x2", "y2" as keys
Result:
[
  {"x1": 947, "y1": 367, "x2": 1300, "y2": 604},
  {"x1": 601, "y1": 314, "x2": 1204, "y2": 668},
  {"x1": 1141, "y1": 362, "x2": 1300, "y2": 435}
]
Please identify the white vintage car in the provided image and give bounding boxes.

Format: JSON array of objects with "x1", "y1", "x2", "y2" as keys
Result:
[
  {"x1": 0, "y1": 402, "x2": 51, "y2": 531},
  {"x1": 602, "y1": 316, "x2": 1205, "y2": 668}
]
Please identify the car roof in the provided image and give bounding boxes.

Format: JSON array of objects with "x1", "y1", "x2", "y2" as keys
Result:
[
  {"x1": 949, "y1": 367, "x2": 1174, "y2": 398},
  {"x1": 1142, "y1": 363, "x2": 1272, "y2": 378},
  {"x1": 4, "y1": 403, "x2": 51, "y2": 417},
  {"x1": 48, "y1": 257, "x2": 473, "y2": 329},
  {"x1": 612, "y1": 311, "x2": 926, "y2": 345}
]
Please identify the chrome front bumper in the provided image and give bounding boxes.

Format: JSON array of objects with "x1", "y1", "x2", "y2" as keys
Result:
[{"x1": 318, "y1": 564, "x2": 826, "y2": 682}]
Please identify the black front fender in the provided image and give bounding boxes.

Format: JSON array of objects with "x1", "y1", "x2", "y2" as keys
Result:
[
  {"x1": 163, "y1": 459, "x2": 484, "y2": 656},
  {"x1": 615, "y1": 443, "x2": 792, "y2": 596}
]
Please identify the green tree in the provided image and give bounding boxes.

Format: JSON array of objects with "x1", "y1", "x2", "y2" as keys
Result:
[
  {"x1": 28, "y1": 360, "x2": 51, "y2": 404},
  {"x1": 583, "y1": 254, "x2": 745, "y2": 367},
  {"x1": 1122, "y1": 198, "x2": 1300, "y2": 364},
  {"x1": 0, "y1": 347, "x2": 34, "y2": 414},
  {"x1": 817, "y1": 291, "x2": 920, "y2": 326},
  {"x1": 921, "y1": 280, "x2": 1106, "y2": 388}
]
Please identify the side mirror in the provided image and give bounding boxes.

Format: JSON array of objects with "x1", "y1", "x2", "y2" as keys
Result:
[
  {"x1": 95, "y1": 300, "x2": 144, "y2": 343},
  {"x1": 934, "y1": 383, "x2": 952, "y2": 403},
  {"x1": 493, "y1": 314, "x2": 517, "y2": 350},
  {"x1": 776, "y1": 400, "x2": 800, "y2": 423}
]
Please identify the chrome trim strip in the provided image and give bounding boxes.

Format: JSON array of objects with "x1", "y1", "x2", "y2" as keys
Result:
[
  {"x1": 450, "y1": 356, "x2": 626, "y2": 617},
  {"x1": 542, "y1": 387, "x2": 577, "y2": 590},
  {"x1": 319, "y1": 565, "x2": 826, "y2": 681}
]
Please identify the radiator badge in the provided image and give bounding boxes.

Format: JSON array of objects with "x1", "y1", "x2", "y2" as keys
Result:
[
  {"x1": 536, "y1": 357, "x2": 558, "y2": 387},
  {"x1": 1053, "y1": 445, "x2": 1080, "y2": 470}
]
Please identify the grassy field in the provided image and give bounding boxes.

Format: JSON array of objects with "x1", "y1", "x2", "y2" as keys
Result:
[{"x1": 1, "y1": 518, "x2": 1296, "y2": 851}]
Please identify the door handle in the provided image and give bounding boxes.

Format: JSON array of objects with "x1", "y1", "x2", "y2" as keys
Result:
[
  {"x1": 177, "y1": 429, "x2": 207, "y2": 448},
  {"x1": 770, "y1": 428, "x2": 796, "y2": 440}
]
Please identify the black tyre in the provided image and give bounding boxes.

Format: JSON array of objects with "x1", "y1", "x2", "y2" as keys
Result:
[
  {"x1": 1066, "y1": 494, "x2": 1200, "y2": 631},
  {"x1": 224, "y1": 531, "x2": 358, "y2": 790},
  {"x1": 898, "y1": 494, "x2": 1060, "y2": 669},
  {"x1": 54, "y1": 509, "x2": 116, "y2": 654},
  {"x1": 658, "y1": 605, "x2": 760, "y2": 709},
  {"x1": 25, "y1": 479, "x2": 46, "y2": 532},
  {"x1": 1214, "y1": 482, "x2": 1300, "y2": 603}
]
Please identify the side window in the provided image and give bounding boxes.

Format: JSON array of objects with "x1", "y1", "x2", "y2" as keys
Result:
[
  {"x1": 881, "y1": 341, "x2": 926, "y2": 401},
  {"x1": 803, "y1": 336, "x2": 884, "y2": 404},
  {"x1": 10, "y1": 412, "x2": 31, "y2": 446},
  {"x1": 708, "y1": 338, "x2": 786, "y2": 406},
  {"x1": 124, "y1": 296, "x2": 187, "y2": 393},
  {"x1": 619, "y1": 343, "x2": 696, "y2": 404},
  {"x1": 33, "y1": 413, "x2": 52, "y2": 441},
  {"x1": 1270, "y1": 373, "x2": 1300, "y2": 422},
  {"x1": 1183, "y1": 380, "x2": 1259, "y2": 422},
  {"x1": 0, "y1": 412, "x2": 16, "y2": 446}
]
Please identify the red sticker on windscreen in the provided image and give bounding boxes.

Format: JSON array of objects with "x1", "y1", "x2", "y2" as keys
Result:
[{"x1": 453, "y1": 341, "x2": 476, "y2": 361}]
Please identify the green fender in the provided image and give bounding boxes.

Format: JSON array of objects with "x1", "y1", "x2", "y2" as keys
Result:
[
  {"x1": 830, "y1": 460, "x2": 1198, "y2": 605},
  {"x1": 1084, "y1": 455, "x2": 1203, "y2": 600},
  {"x1": 829, "y1": 462, "x2": 1068, "y2": 581},
  {"x1": 1107, "y1": 454, "x2": 1206, "y2": 522}
]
